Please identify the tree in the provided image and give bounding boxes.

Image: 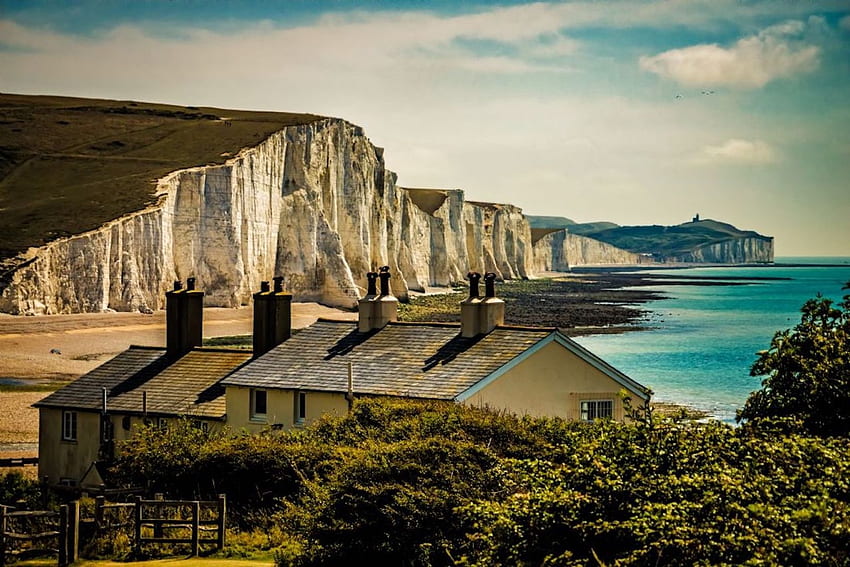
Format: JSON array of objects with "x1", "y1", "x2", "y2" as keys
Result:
[{"x1": 738, "y1": 281, "x2": 850, "y2": 436}]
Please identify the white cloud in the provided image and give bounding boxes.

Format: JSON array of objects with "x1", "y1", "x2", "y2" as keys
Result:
[
  {"x1": 693, "y1": 139, "x2": 779, "y2": 165},
  {"x1": 840, "y1": 14, "x2": 850, "y2": 32},
  {"x1": 639, "y1": 20, "x2": 820, "y2": 88}
]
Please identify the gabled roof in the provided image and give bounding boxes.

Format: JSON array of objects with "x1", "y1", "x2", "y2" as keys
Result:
[
  {"x1": 222, "y1": 319, "x2": 647, "y2": 401},
  {"x1": 35, "y1": 346, "x2": 251, "y2": 419}
]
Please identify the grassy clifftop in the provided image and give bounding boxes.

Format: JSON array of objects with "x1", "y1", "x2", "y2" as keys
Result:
[{"x1": 0, "y1": 93, "x2": 324, "y2": 262}]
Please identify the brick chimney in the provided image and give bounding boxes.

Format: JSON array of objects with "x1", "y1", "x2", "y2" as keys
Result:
[
  {"x1": 479, "y1": 272, "x2": 505, "y2": 334},
  {"x1": 358, "y1": 266, "x2": 398, "y2": 332},
  {"x1": 253, "y1": 276, "x2": 292, "y2": 357},
  {"x1": 461, "y1": 272, "x2": 482, "y2": 338},
  {"x1": 166, "y1": 278, "x2": 204, "y2": 358}
]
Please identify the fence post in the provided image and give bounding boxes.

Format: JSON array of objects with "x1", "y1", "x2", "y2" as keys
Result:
[
  {"x1": 58, "y1": 504, "x2": 68, "y2": 567},
  {"x1": 94, "y1": 496, "x2": 105, "y2": 531},
  {"x1": 133, "y1": 495, "x2": 142, "y2": 556},
  {"x1": 0, "y1": 505, "x2": 7, "y2": 567},
  {"x1": 68, "y1": 500, "x2": 80, "y2": 563},
  {"x1": 40, "y1": 476, "x2": 49, "y2": 509},
  {"x1": 191, "y1": 501, "x2": 200, "y2": 557},
  {"x1": 153, "y1": 493, "x2": 163, "y2": 539},
  {"x1": 217, "y1": 494, "x2": 226, "y2": 551}
]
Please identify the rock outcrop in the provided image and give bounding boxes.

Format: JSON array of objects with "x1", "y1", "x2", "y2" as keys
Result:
[
  {"x1": 0, "y1": 119, "x2": 535, "y2": 315},
  {"x1": 533, "y1": 230, "x2": 645, "y2": 272}
]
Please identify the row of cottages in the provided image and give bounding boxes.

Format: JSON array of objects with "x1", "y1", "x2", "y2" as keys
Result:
[{"x1": 35, "y1": 269, "x2": 651, "y2": 487}]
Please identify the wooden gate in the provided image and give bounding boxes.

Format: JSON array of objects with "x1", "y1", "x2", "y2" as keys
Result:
[
  {"x1": 132, "y1": 495, "x2": 226, "y2": 557},
  {"x1": 0, "y1": 502, "x2": 79, "y2": 566}
]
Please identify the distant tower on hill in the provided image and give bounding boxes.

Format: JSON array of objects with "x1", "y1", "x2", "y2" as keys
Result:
[{"x1": 693, "y1": 213, "x2": 700, "y2": 222}]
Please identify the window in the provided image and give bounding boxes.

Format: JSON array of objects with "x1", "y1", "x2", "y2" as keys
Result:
[
  {"x1": 251, "y1": 389, "x2": 268, "y2": 420},
  {"x1": 62, "y1": 410, "x2": 77, "y2": 441},
  {"x1": 580, "y1": 400, "x2": 613, "y2": 421},
  {"x1": 158, "y1": 417, "x2": 168, "y2": 430},
  {"x1": 295, "y1": 391, "x2": 306, "y2": 424}
]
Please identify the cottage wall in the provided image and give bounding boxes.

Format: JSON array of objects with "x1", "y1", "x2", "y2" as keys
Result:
[
  {"x1": 38, "y1": 409, "x2": 101, "y2": 485},
  {"x1": 463, "y1": 341, "x2": 633, "y2": 421},
  {"x1": 225, "y1": 386, "x2": 348, "y2": 431}
]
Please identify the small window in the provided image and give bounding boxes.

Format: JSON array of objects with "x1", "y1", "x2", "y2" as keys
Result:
[
  {"x1": 192, "y1": 420, "x2": 210, "y2": 433},
  {"x1": 158, "y1": 417, "x2": 168, "y2": 430},
  {"x1": 59, "y1": 477, "x2": 77, "y2": 487},
  {"x1": 295, "y1": 391, "x2": 306, "y2": 424},
  {"x1": 251, "y1": 389, "x2": 268, "y2": 420},
  {"x1": 62, "y1": 410, "x2": 77, "y2": 441},
  {"x1": 580, "y1": 400, "x2": 613, "y2": 421}
]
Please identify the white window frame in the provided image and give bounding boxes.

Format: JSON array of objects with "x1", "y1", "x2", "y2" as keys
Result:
[
  {"x1": 62, "y1": 410, "x2": 77, "y2": 441},
  {"x1": 580, "y1": 399, "x2": 613, "y2": 421},
  {"x1": 251, "y1": 388, "x2": 268, "y2": 421},
  {"x1": 158, "y1": 417, "x2": 168, "y2": 430},
  {"x1": 295, "y1": 391, "x2": 306, "y2": 424}
]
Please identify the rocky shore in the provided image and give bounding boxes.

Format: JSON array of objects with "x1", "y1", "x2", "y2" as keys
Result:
[{"x1": 402, "y1": 270, "x2": 789, "y2": 336}]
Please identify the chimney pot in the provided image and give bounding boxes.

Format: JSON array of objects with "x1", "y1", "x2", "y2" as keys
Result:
[
  {"x1": 186, "y1": 277, "x2": 196, "y2": 291},
  {"x1": 484, "y1": 272, "x2": 497, "y2": 298},
  {"x1": 273, "y1": 276, "x2": 284, "y2": 293},
  {"x1": 260, "y1": 281, "x2": 270, "y2": 293},
  {"x1": 366, "y1": 272, "x2": 378, "y2": 296},
  {"x1": 173, "y1": 280, "x2": 183, "y2": 291},
  {"x1": 467, "y1": 272, "x2": 481, "y2": 298},
  {"x1": 378, "y1": 266, "x2": 391, "y2": 296}
]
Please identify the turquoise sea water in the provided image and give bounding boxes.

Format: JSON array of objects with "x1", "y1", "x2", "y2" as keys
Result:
[{"x1": 573, "y1": 257, "x2": 850, "y2": 423}]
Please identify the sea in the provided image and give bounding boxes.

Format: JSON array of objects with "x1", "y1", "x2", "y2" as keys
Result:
[{"x1": 573, "y1": 257, "x2": 850, "y2": 423}]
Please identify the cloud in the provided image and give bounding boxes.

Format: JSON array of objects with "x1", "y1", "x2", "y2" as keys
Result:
[
  {"x1": 693, "y1": 139, "x2": 779, "y2": 165},
  {"x1": 639, "y1": 19, "x2": 820, "y2": 88},
  {"x1": 841, "y1": 14, "x2": 850, "y2": 32}
]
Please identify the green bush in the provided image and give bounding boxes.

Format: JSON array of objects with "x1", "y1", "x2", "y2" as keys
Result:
[{"x1": 108, "y1": 399, "x2": 850, "y2": 566}]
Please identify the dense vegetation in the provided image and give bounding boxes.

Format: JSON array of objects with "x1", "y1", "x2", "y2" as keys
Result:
[
  {"x1": 106, "y1": 397, "x2": 850, "y2": 566},
  {"x1": 0, "y1": 93, "x2": 323, "y2": 262},
  {"x1": 739, "y1": 282, "x2": 850, "y2": 436}
]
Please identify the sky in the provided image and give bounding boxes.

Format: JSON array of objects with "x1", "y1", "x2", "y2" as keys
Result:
[{"x1": 1, "y1": 0, "x2": 849, "y2": 256}]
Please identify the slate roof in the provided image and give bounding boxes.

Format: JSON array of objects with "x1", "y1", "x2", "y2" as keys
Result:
[
  {"x1": 222, "y1": 319, "x2": 556, "y2": 400},
  {"x1": 35, "y1": 346, "x2": 251, "y2": 419}
]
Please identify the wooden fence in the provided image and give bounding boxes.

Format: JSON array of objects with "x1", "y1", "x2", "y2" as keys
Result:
[
  {"x1": 1, "y1": 494, "x2": 226, "y2": 564},
  {"x1": 132, "y1": 495, "x2": 226, "y2": 557},
  {"x1": 0, "y1": 457, "x2": 38, "y2": 469},
  {"x1": 0, "y1": 502, "x2": 78, "y2": 567}
]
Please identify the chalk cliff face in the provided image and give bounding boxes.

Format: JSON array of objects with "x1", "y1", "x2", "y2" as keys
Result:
[
  {"x1": 669, "y1": 237, "x2": 774, "y2": 264},
  {"x1": 0, "y1": 119, "x2": 535, "y2": 315},
  {"x1": 532, "y1": 230, "x2": 644, "y2": 272}
]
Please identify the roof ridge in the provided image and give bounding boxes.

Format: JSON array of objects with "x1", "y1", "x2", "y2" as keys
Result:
[
  {"x1": 387, "y1": 321, "x2": 461, "y2": 328},
  {"x1": 191, "y1": 347, "x2": 253, "y2": 354},
  {"x1": 128, "y1": 345, "x2": 166, "y2": 351},
  {"x1": 493, "y1": 324, "x2": 557, "y2": 332},
  {"x1": 315, "y1": 317, "x2": 357, "y2": 324}
]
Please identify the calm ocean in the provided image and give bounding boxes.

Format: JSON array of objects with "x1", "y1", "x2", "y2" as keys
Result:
[{"x1": 573, "y1": 257, "x2": 850, "y2": 423}]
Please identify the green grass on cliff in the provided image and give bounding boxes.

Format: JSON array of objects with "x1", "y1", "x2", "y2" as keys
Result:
[{"x1": 0, "y1": 93, "x2": 324, "y2": 262}]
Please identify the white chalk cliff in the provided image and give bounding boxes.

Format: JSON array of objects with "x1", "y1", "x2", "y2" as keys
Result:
[
  {"x1": 1, "y1": 119, "x2": 536, "y2": 315},
  {"x1": 532, "y1": 230, "x2": 645, "y2": 272}
]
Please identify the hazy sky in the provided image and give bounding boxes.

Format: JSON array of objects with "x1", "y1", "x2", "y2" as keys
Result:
[{"x1": 2, "y1": 1, "x2": 849, "y2": 256}]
